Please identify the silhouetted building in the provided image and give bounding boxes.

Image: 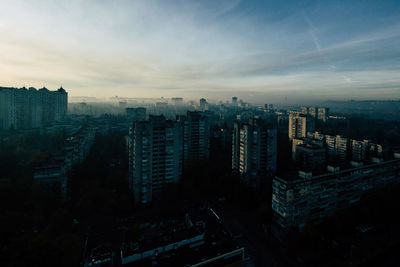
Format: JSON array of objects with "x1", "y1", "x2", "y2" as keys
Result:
[
  {"x1": 178, "y1": 111, "x2": 210, "y2": 164},
  {"x1": 28, "y1": 87, "x2": 43, "y2": 128},
  {"x1": 0, "y1": 87, "x2": 16, "y2": 129},
  {"x1": 0, "y1": 86, "x2": 67, "y2": 129},
  {"x1": 129, "y1": 115, "x2": 183, "y2": 204},
  {"x1": 292, "y1": 138, "x2": 306, "y2": 160},
  {"x1": 295, "y1": 143, "x2": 326, "y2": 172},
  {"x1": 264, "y1": 104, "x2": 274, "y2": 113}
]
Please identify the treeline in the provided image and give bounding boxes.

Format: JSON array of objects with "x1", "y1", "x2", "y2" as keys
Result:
[
  {"x1": 0, "y1": 130, "x2": 130, "y2": 267},
  {"x1": 0, "y1": 130, "x2": 79, "y2": 266},
  {"x1": 0, "y1": 130, "x2": 66, "y2": 180},
  {"x1": 319, "y1": 115, "x2": 400, "y2": 147},
  {"x1": 283, "y1": 184, "x2": 400, "y2": 266}
]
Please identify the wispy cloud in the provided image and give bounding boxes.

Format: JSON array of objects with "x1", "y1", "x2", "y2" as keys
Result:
[{"x1": 303, "y1": 11, "x2": 321, "y2": 52}]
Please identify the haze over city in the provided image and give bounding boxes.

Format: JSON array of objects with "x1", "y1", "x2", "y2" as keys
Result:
[{"x1": 1, "y1": 0, "x2": 400, "y2": 102}]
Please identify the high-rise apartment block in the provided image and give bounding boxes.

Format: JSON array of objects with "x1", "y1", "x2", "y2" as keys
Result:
[
  {"x1": 300, "y1": 106, "x2": 329, "y2": 121},
  {"x1": 126, "y1": 107, "x2": 146, "y2": 122},
  {"x1": 326, "y1": 134, "x2": 349, "y2": 161},
  {"x1": 129, "y1": 115, "x2": 183, "y2": 204},
  {"x1": 179, "y1": 111, "x2": 210, "y2": 164},
  {"x1": 300, "y1": 107, "x2": 309, "y2": 115},
  {"x1": 265, "y1": 104, "x2": 274, "y2": 113},
  {"x1": 317, "y1": 107, "x2": 329, "y2": 121},
  {"x1": 350, "y1": 139, "x2": 383, "y2": 162},
  {"x1": 288, "y1": 113, "x2": 315, "y2": 140},
  {"x1": 0, "y1": 86, "x2": 67, "y2": 130},
  {"x1": 351, "y1": 139, "x2": 370, "y2": 162},
  {"x1": 309, "y1": 107, "x2": 318, "y2": 118},
  {"x1": 0, "y1": 88, "x2": 17, "y2": 129},
  {"x1": 232, "y1": 118, "x2": 277, "y2": 184}
]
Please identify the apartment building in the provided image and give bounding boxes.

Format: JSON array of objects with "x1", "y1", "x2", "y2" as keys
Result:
[
  {"x1": 129, "y1": 115, "x2": 183, "y2": 204},
  {"x1": 272, "y1": 159, "x2": 400, "y2": 231}
]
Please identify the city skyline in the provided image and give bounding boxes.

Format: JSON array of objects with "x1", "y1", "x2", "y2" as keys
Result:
[{"x1": 1, "y1": 0, "x2": 400, "y2": 102}]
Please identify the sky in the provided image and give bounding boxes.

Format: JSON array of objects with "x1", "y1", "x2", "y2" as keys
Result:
[{"x1": 1, "y1": 0, "x2": 400, "y2": 103}]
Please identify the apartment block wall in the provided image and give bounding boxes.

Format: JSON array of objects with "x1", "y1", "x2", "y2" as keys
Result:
[
  {"x1": 272, "y1": 159, "x2": 400, "y2": 230},
  {"x1": 130, "y1": 115, "x2": 183, "y2": 204}
]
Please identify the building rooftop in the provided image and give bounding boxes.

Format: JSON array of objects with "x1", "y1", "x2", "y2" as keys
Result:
[{"x1": 275, "y1": 158, "x2": 400, "y2": 184}]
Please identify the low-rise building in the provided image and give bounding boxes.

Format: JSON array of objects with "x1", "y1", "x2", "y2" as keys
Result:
[
  {"x1": 272, "y1": 159, "x2": 400, "y2": 231},
  {"x1": 34, "y1": 127, "x2": 95, "y2": 199}
]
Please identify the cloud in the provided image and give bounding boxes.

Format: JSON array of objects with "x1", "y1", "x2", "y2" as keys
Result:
[{"x1": 0, "y1": 0, "x2": 399, "y2": 101}]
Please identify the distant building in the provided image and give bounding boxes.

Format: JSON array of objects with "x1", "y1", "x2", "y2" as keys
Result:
[
  {"x1": 126, "y1": 107, "x2": 146, "y2": 122},
  {"x1": 265, "y1": 104, "x2": 274, "y2": 113},
  {"x1": 309, "y1": 107, "x2": 317, "y2": 118},
  {"x1": 232, "y1": 96, "x2": 238, "y2": 107},
  {"x1": 326, "y1": 134, "x2": 348, "y2": 161},
  {"x1": 272, "y1": 159, "x2": 400, "y2": 231},
  {"x1": 351, "y1": 139, "x2": 370, "y2": 162},
  {"x1": 171, "y1": 97, "x2": 183, "y2": 105},
  {"x1": 288, "y1": 113, "x2": 315, "y2": 140},
  {"x1": 369, "y1": 142, "x2": 383, "y2": 158},
  {"x1": 199, "y1": 98, "x2": 208, "y2": 112},
  {"x1": 300, "y1": 106, "x2": 309, "y2": 115},
  {"x1": 0, "y1": 86, "x2": 67, "y2": 130},
  {"x1": 317, "y1": 107, "x2": 329, "y2": 121},
  {"x1": 232, "y1": 118, "x2": 277, "y2": 185},
  {"x1": 76, "y1": 102, "x2": 90, "y2": 115},
  {"x1": 300, "y1": 107, "x2": 329, "y2": 121},
  {"x1": 129, "y1": 115, "x2": 183, "y2": 204}
]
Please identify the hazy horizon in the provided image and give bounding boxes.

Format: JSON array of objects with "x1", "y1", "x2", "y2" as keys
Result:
[{"x1": 1, "y1": 0, "x2": 400, "y2": 101}]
